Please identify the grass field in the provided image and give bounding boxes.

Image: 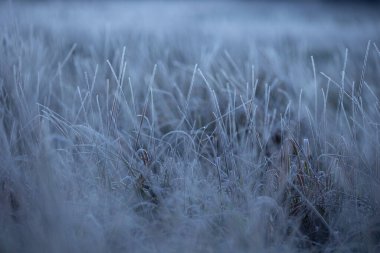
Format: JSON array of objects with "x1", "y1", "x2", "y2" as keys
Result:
[{"x1": 1, "y1": 1, "x2": 380, "y2": 252}]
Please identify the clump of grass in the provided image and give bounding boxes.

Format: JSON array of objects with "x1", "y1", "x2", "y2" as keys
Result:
[{"x1": 1, "y1": 1, "x2": 380, "y2": 252}]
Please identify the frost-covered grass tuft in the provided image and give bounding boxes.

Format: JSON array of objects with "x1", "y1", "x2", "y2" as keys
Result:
[{"x1": 1, "y1": 1, "x2": 380, "y2": 252}]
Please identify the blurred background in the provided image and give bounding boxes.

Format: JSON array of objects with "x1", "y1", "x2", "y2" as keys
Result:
[{"x1": 5, "y1": 0, "x2": 380, "y2": 3}]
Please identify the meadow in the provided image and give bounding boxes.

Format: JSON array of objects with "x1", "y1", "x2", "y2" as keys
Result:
[{"x1": 1, "y1": 1, "x2": 380, "y2": 252}]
